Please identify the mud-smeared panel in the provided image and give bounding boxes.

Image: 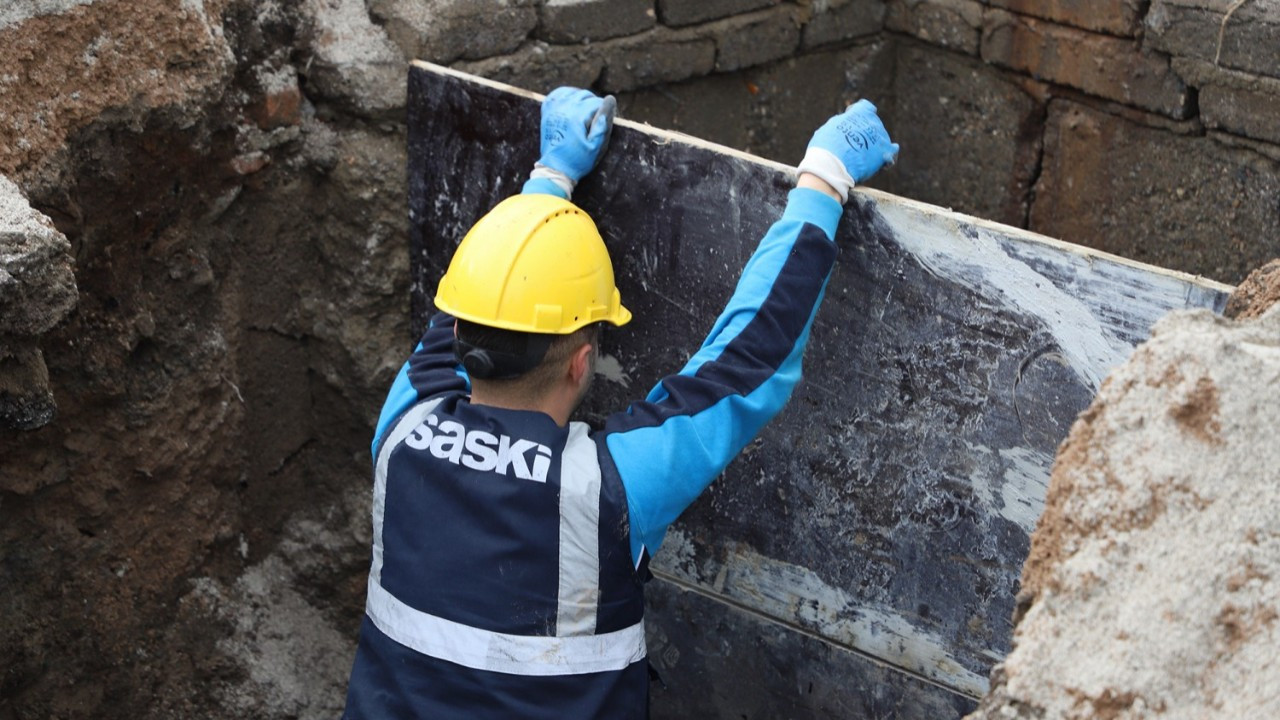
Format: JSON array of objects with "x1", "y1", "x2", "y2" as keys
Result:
[
  {"x1": 407, "y1": 62, "x2": 1231, "y2": 709},
  {"x1": 646, "y1": 579, "x2": 979, "y2": 720}
]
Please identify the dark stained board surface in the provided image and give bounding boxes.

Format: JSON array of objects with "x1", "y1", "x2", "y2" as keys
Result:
[{"x1": 406, "y1": 61, "x2": 1231, "y2": 717}]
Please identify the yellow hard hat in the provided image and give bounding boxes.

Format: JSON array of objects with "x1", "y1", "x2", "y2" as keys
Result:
[{"x1": 435, "y1": 194, "x2": 631, "y2": 334}]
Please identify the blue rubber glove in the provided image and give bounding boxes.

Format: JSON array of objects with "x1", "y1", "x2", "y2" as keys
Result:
[
  {"x1": 797, "y1": 99, "x2": 899, "y2": 202},
  {"x1": 527, "y1": 87, "x2": 616, "y2": 197}
]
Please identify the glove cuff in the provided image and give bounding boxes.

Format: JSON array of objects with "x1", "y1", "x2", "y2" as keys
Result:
[
  {"x1": 797, "y1": 147, "x2": 856, "y2": 203},
  {"x1": 530, "y1": 164, "x2": 576, "y2": 197}
]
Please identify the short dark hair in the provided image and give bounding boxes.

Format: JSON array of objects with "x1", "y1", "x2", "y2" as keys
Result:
[{"x1": 456, "y1": 320, "x2": 600, "y2": 396}]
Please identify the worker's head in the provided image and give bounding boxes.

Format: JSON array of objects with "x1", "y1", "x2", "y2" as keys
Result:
[{"x1": 434, "y1": 194, "x2": 630, "y2": 406}]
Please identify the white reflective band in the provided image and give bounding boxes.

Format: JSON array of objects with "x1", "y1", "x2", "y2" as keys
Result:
[
  {"x1": 556, "y1": 422, "x2": 602, "y2": 636},
  {"x1": 366, "y1": 578, "x2": 647, "y2": 676}
]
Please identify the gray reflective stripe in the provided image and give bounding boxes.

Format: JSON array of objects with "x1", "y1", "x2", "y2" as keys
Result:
[
  {"x1": 366, "y1": 577, "x2": 646, "y2": 676},
  {"x1": 372, "y1": 397, "x2": 445, "y2": 585},
  {"x1": 557, "y1": 422, "x2": 602, "y2": 636}
]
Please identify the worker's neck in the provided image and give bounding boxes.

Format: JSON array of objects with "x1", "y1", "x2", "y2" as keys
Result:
[{"x1": 469, "y1": 384, "x2": 574, "y2": 427}]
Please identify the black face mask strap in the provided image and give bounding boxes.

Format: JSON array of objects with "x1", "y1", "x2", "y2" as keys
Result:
[{"x1": 454, "y1": 333, "x2": 554, "y2": 380}]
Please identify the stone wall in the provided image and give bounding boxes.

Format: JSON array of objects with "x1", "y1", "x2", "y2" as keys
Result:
[
  {"x1": 439, "y1": 0, "x2": 1280, "y2": 284},
  {"x1": 1, "y1": 1, "x2": 1277, "y2": 718}
]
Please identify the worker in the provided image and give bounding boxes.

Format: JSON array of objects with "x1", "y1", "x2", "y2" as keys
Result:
[{"x1": 342, "y1": 86, "x2": 899, "y2": 719}]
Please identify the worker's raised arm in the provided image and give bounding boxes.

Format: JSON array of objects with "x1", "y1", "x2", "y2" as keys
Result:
[
  {"x1": 602, "y1": 101, "x2": 899, "y2": 567},
  {"x1": 521, "y1": 87, "x2": 616, "y2": 199}
]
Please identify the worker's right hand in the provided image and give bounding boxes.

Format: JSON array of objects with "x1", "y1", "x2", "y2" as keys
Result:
[
  {"x1": 531, "y1": 87, "x2": 617, "y2": 196},
  {"x1": 797, "y1": 100, "x2": 898, "y2": 203}
]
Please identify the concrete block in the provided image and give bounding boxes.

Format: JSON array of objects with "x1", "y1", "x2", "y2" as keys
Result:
[
  {"x1": 597, "y1": 27, "x2": 716, "y2": 92},
  {"x1": 538, "y1": 0, "x2": 655, "y2": 44},
  {"x1": 657, "y1": 0, "x2": 776, "y2": 27},
  {"x1": 885, "y1": 0, "x2": 983, "y2": 55},
  {"x1": 1173, "y1": 57, "x2": 1280, "y2": 146},
  {"x1": 454, "y1": 42, "x2": 605, "y2": 93},
  {"x1": 985, "y1": 0, "x2": 1144, "y2": 36},
  {"x1": 702, "y1": 5, "x2": 801, "y2": 73},
  {"x1": 876, "y1": 45, "x2": 1044, "y2": 227},
  {"x1": 369, "y1": 0, "x2": 538, "y2": 64},
  {"x1": 1146, "y1": 0, "x2": 1280, "y2": 80},
  {"x1": 981, "y1": 8, "x2": 1191, "y2": 118},
  {"x1": 803, "y1": 0, "x2": 886, "y2": 51},
  {"x1": 618, "y1": 42, "x2": 893, "y2": 165},
  {"x1": 1030, "y1": 100, "x2": 1280, "y2": 284}
]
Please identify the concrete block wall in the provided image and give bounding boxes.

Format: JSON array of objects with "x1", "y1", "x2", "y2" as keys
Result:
[{"x1": 432, "y1": 0, "x2": 1280, "y2": 284}]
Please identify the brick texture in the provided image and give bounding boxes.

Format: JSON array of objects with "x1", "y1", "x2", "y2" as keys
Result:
[
  {"x1": 538, "y1": 0, "x2": 655, "y2": 44},
  {"x1": 703, "y1": 5, "x2": 801, "y2": 73},
  {"x1": 803, "y1": 0, "x2": 885, "y2": 50},
  {"x1": 1174, "y1": 58, "x2": 1280, "y2": 146},
  {"x1": 981, "y1": 9, "x2": 1191, "y2": 118},
  {"x1": 657, "y1": 0, "x2": 777, "y2": 27},
  {"x1": 453, "y1": 42, "x2": 605, "y2": 93},
  {"x1": 1030, "y1": 100, "x2": 1280, "y2": 284},
  {"x1": 370, "y1": 0, "x2": 538, "y2": 64},
  {"x1": 1146, "y1": 0, "x2": 1280, "y2": 80},
  {"x1": 986, "y1": 0, "x2": 1144, "y2": 36},
  {"x1": 597, "y1": 27, "x2": 717, "y2": 92},
  {"x1": 885, "y1": 0, "x2": 983, "y2": 55}
]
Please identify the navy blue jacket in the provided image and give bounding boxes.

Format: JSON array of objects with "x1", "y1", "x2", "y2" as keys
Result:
[{"x1": 344, "y1": 185, "x2": 843, "y2": 719}]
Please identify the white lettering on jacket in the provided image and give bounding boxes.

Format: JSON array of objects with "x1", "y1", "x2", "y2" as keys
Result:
[{"x1": 403, "y1": 413, "x2": 552, "y2": 483}]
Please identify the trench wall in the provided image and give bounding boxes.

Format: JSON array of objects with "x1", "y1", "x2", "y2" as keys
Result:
[{"x1": 1, "y1": 1, "x2": 1277, "y2": 717}]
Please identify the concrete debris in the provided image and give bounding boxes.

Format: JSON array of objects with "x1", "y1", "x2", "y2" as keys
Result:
[
  {"x1": 968, "y1": 291, "x2": 1280, "y2": 719},
  {"x1": 298, "y1": 0, "x2": 407, "y2": 118},
  {"x1": 0, "y1": 174, "x2": 76, "y2": 429},
  {"x1": 0, "y1": 175, "x2": 76, "y2": 336}
]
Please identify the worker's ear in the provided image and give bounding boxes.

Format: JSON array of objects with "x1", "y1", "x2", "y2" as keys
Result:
[{"x1": 567, "y1": 341, "x2": 594, "y2": 386}]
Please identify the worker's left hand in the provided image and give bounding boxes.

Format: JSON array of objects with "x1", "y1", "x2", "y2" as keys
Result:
[
  {"x1": 798, "y1": 99, "x2": 898, "y2": 203},
  {"x1": 532, "y1": 87, "x2": 616, "y2": 195}
]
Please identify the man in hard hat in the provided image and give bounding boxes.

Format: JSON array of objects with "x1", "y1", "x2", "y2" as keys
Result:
[{"x1": 343, "y1": 87, "x2": 899, "y2": 719}]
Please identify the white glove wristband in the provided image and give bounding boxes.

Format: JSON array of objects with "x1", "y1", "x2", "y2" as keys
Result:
[
  {"x1": 529, "y1": 164, "x2": 576, "y2": 197},
  {"x1": 796, "y1": 147, "x2": 856, "y2": 203}
]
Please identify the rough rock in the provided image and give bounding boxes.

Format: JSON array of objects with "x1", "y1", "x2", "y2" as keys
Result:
[
  {"x1": 982, "y1": 9, "x2": 1191, "y2": 118},
  {"x1": 0, "y1": 0, "x2": 236, "y2": 176},
  {"x1": 1224, "y1": 259, "x2": 1280, "y2": 320},
  {"x1": 369, "y1": 0, "x2": 538, "y2": 64},
  {"x1": 538, "y1": 0, "x2": 656, "y2": 44},
  {"x1": 1146, "y1": 0, "x2": 1280, "y2": 80},
  {"x1": 298, "y1": 0, "x2": 407, "y2": 118},
  {"x1": 968, "y1": 305, "x2": 1280, "y2": 719},
  {"x1": 0, "y1": 175, "x2": 77, "y2": 336},
  {"x1": 0, "y1": 341, "x2": 56, "y2": 430},
  {"x1": 1030, "y1": 100, "x2": 1280, "y2": 284},
  {"x1": 0, "y1": 174, "x2": 76, "y2": 430},
  {"x1": 885, "y1": 0, "x2": 983, "y2": 55}
]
